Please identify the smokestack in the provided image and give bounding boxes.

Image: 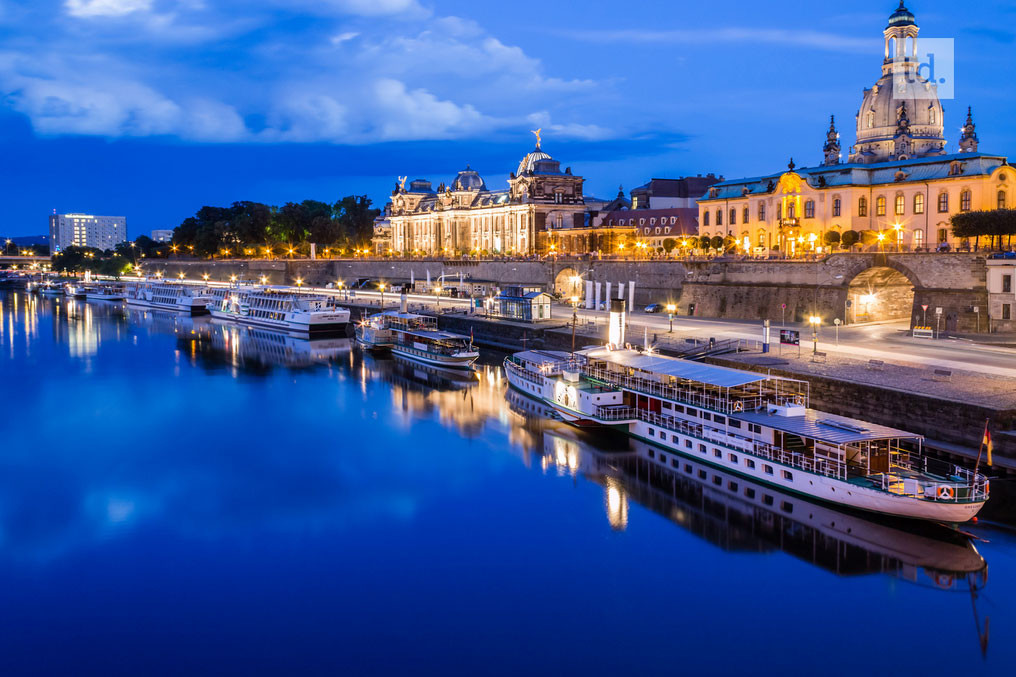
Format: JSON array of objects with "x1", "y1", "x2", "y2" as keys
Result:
[
  {"x1": 608, "y1": 299, "x2": 626, "y2": 348},
  {"x1": 400, "y1": 292, "x2": 408, "y2": 314}
]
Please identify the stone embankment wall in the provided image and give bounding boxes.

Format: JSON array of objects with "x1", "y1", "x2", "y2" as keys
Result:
[{"x1": 158, "y1": 252, "x2": 993, "y2": 332}]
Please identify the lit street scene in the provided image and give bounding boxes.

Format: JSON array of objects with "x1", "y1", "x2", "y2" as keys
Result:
[{"x1": 2, "y1": 1, "x2": 1015, "y2": 675}]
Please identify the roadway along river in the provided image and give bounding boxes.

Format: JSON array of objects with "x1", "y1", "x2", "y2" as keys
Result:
[{"x1": 0, "y1": 290, "x2": 1014, "y2": 675}]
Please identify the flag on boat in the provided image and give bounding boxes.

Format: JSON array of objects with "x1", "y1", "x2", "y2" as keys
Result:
[{"x1": 983, "y1": 425, "x2": 993, "y2": 467}]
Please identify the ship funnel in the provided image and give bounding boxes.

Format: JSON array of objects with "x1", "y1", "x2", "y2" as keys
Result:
[
  {"x1": 400, "y1": 292, "x2": 408, "y2": 314},
  {"x1": 608, "y1": 299, "x2": 626, "y2": 348}
]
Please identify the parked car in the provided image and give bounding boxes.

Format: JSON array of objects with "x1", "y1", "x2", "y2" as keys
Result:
[{"x1": 645, "y1": 303, "x2": 664, "y2": 313}]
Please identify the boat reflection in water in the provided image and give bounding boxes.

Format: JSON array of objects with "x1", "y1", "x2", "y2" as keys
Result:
[{"x1": 506, "y1": 389, "x2": 989, "y2": 596}]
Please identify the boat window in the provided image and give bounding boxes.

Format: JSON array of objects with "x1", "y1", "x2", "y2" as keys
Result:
[
  {"x1": 685, "y1": 440, "x2": 693, "y2": 449},
  {"x1": 714, "y1": 415, "x2": 726, "y2": 425},
  {"x1": 675, "y1": 405, "x2": 685, "y2": 413},
  {"x1": 764, "y1": 465, "x2": 774, "y2": 475},
  {"x1": 781, "y1": 501, "x2": 793, "y2": 513},
  {"x1": 662, "y1": 402, "x2": 672, "y2": 410},
  {"x1": 671, "y1": 435, "x2": 679, "y2": 444},
  {"x1": 745, "y1": 488, "x2": 756, "y2": 499},
  {"x1": 763, "y1": 494, "x2": 774, "y2": 506},
  {"x1": 712, "y1": 476, "x2": 722, "y2": 486},
  {"x1": 671, "y1": 459, "x2": 679, "y2": 468},
  {"x1": 728, "y1": 481, "x2": 738, "y2": 492},
  {"x1": 698, "y1": 444, "x2": 706, "y2": 453},
  {"x1": 782, "y1": 470, "x2": 794, "y2": 481},
  {"x1": 729, "y1": 420, "x2": 741, "y2": 429},
  {"x1": 746, "y1": 459, "x2": 756, "y2": 469},
  {"x1": 659, "y1": 453, "x2": 666, "y2": 463},
  {"x1": 701, "y1": 413, "x2": 711, "y2": 421},
  {"x1": 684, "y1": 464, "x2": 692, "y2": 473},
  {"x1": 687, "y1": 408, "x2": 697, "y2": 417},
  {"x1": 648, "y1": 448, "x2": 655, "y2": 458},
  {"x1": 729, "y1": 454, "x2": 737, "y2": 463},
  {"x1": 698, "y1": 470, "x2": 707, "y2": 479},
  {"x1": 659, "y1": 431, "x2": 666, "y2": 440},
  {"x1": 648, "y1": 428, "x2": 655, "y2": 437},
  {"x1": 713, "y1": 449, "x2": 721, "y2": 458}
]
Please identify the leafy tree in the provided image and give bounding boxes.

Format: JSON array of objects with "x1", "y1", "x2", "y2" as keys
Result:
[
  {"x1": 334, "y1": 195, "x2": 380, "y2": 246},
  {"x1": 823, "y1": 231, "x2": 841, "y2": 248},
  {"x1": 841, "y1": 230, "x2": 860, "y2": 249},
  {"x1": 699, "y1": 235, "x2": 711, "y2": 250},
  {"x1": 710, "y1": 235, "x2": 724, "y2": 250},
  {"x1": 662, "y1": 238, "x2": 677, "y2": 253},
  {"x1": 952, "y1": 209, "x2": 1016, "y2": 250}
]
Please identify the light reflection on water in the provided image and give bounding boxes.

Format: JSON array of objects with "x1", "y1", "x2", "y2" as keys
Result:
[{"x1": 0, "y1": 291, "x2": 1011, "y2": 675}]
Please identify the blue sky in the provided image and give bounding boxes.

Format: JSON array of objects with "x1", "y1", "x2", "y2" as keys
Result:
[{"x1": 2, "y1": 0, "x2": 1015, "y2": 237}]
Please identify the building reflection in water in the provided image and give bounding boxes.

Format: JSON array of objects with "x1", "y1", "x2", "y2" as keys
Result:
[{"x1": 1, "y1": 293, "x2": 129, "y2": 360}]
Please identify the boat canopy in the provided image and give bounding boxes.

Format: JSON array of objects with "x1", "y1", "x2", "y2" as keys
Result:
[
  {"x1": 736, "y1": 409, "x2": 923, "y2": 445},
  {"x1": 580, "y1": 348, "x2": 770, "y2": 389}
]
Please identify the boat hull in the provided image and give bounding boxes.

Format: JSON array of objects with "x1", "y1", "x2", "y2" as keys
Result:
[
  {"x1": 209, "y1": 309, "x2": 348, "y2": 334},
  {"x1": 390, "y1": 345, "x2": 478, "y2": 369},
  {"x1": 126, "y1": 298, "x2": 208, "y2": 315}
]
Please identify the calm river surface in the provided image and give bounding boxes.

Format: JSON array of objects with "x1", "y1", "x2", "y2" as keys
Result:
[{"x1": 1, "y1": 290, "x2": 1013, "y2": 675}]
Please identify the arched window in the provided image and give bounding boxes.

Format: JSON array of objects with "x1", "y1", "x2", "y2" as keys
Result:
[
  {"x1": 914, "y1": 193, "x2": 925, "y2": 214},
  {"x1": 999, "y1": 190, "x2": 1007, "y2": 210},
  {"x1": 876, "y1": 196, "x2": 887, "y2": 216},
  {"x1": 743, "y1": 206, "x2": 750, "y2": 224},
  {"x1": 716, "y1": 210, "x2": 723, "y2": 226},
  {"x1": 858, "y1": 196, "x2": 868, "y2": 217},
  {"x1": 729, "y1": 208, "x2": 737, "y2": 226},
  {"x1": 867, "y1": 111, "x2": 875, "y2": 129},
  {"x1": 914, "y1": 229, "x2": 924, "y2": 249},
  {"x1": 703, "y1": 212, "x2": 710, "y2": 227},
  {"x1": 758, "y1": 203, "x2": 766, "y2": 221},
  {"x1": 787, "y1": 203, "x2": 796, "y2": 219},
  {"x1": 832, "y1": 198, "x2": 841, "y2": 217},
  {"x1": 930, "y1": 107, "x2": 937, "y2": 125},
  {"x1": 804, "y1": 200, "x2": 815, "y2": 219},
  {"x1": 938, "y1": 192, "x2": 949, "y2": 212},
  {"x1": 895, "y1": 194, "x2": 905, "y2": 216},
  {"x1": 757, "y1": 231, "x2": 766, "y2": 247},
  {"x1": 960, "y1": 190, "x2": 972, "y2": 212}
]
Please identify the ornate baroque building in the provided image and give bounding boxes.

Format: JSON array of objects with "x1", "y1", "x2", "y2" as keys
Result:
[
  {"x1": 382, "y1": 137, "x2": 631, "y2": 256},
  {"x1": 697, "y1": 2, "x2": 1014, "y2": 255}
]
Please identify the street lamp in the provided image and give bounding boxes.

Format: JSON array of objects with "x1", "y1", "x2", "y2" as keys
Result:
[
  {"x1": 378, "y1": 282, "x2": 386, "y2": 311},
  {"x1": 570, "y1": 295, "x2": 580, "y2": 355},
  {"x1": 808, "y1": 315, "x2": 822, "y2": 355},
  {"x1": 178, "y1": 272, "x2": 185, "y2": 280},
  {"x1": 434, "y1": 285, "x2": 442, "y2": 311},
  {"x1": 296, "y1": 277, "x2": 303, "y2": 288},
  {"x1": 666, "y1": 303, "x2": 677, "y2": 332}
]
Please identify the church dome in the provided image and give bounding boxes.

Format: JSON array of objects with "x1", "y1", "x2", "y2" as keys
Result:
[
  {"x1": 517, "y1": 146, "x2": 553, "y2": 176},
  {"x1": 887, "y1": 1, "x2": 916, "y2": 28},
  {"x1": 450, "y1": 165, "x2": 486, "y2": 191}
]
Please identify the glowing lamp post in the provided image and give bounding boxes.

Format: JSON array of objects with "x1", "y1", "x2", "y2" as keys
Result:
[
  {"x1": 570, "y1": 295, "x2": 580, "y2": 355},
  {"x1": 666, "y1": 303, "x2": 677, "y2": 333},
  {"x1": 378, "y1": 282, "x2": 386, "y2": 311},
  {"x1": 809, "y1": 315, "x2": 822, "y2": 356}
]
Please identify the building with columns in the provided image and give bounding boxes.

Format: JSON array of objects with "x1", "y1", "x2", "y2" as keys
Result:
[
  {"x1": 382, "y1": 138, "x2": 639, "y2": 256},
  {"x1": 697, "y1": 2, "x2": 1014, "y2": 256}
]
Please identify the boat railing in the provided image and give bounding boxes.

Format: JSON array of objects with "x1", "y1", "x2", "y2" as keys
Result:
[
  {"x1": 583, "y1": 365, "x2": 763, "y2": 414},
  {"x1": 504, "y1": 359, "x2": 545, "y2": 386}
]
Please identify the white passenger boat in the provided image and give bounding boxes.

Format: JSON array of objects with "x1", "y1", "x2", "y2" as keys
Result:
[
  {"x1": 64, "y1": 283, "x2": 88, "y2": 298},
  {"x1": 210, "y1": 288, "x2": 350, "y2": 334},
  {"x1": 38, "y1": 281, "x2": 64, "y2": 296},
  {"x1": 356, "y1": 302, "x2": 478, "y2": 369},
  {"x1": 125, "y1": 281, "x2": 211, "y2": 314},
  {"x1": 504, "y1": 301, "x2": 989, "y2": 523},
  {"x1": 84, "y1": 283, "x2": 125, "y2": 301}
]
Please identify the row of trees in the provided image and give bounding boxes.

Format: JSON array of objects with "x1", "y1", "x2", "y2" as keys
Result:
[
  {"x1": 951, "y1": 209, "x2": 1016, "y2": 249},
  {"x1": 171, "y1": 196, "x2": 379, "y2": 257}
]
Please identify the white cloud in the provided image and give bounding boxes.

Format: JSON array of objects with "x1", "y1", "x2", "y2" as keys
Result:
[
  {"x1": 65, "y1": 0, "x2": 152, "y2": 18},
  {"x1": 560, "y1": 27, "x2": 874, "y2": 54}
]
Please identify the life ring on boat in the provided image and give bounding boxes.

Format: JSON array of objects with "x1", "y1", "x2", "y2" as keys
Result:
[
  {"x1": 932, "y1": 572, "x2": 954, "y2": 589},
  {"x1": 794, "y1": 396, "x2": 804, "y2": 406},
  {"x1": 733, "y1": 401, "x2": 743, "y2": 412},
  {"x1": 936, "y1": 485, "x2": 955, "y2": 500}
]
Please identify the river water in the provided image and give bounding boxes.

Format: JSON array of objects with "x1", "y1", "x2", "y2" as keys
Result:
[{"x1": 1, "y1": 290, "x2": 1013, "y2": 675}]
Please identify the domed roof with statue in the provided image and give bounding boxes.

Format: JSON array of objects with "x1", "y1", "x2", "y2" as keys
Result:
[
  {"x1": 515, "y1": 128, "x2": 564, "y2": 176},
  {"x1": 848, "y1": 2, "x2": 946, "y2": 163},
  {"x1": 450, "y1": 165, "x2": 486, "y2": 191}
]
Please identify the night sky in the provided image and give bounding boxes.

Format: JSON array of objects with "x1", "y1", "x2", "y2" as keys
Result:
[{"x1": 2, "y1": 0, "x2": 1015, "y2": 237}]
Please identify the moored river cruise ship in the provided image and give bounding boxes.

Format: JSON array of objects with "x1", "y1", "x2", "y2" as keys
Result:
[
  {"x1": 504, "y1": 305, "x2": 988, "y2": 523},
  {"x1": 356, "y1": 308, "x2": 478, "y2": 369},
  {"x1": 125, "y1": 281, "x2": 212, "y2": 314},
  {"x1": 210, "y1": 288, "x2": 350, "y2": 334}
]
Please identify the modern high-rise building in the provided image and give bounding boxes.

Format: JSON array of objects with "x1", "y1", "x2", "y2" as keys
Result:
[
  {"x1": 150, "y1": 229, "x2": 174, "y2": 243},
  {"x1": 49, "y1": 213, "x2": 127, "y2": 252}
]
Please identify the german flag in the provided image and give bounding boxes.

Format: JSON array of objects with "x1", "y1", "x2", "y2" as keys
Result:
[{"x1": 983, "y1": 426, "x2": 994, "y2": 467}]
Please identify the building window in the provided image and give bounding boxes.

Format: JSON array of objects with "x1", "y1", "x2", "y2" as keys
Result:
[
  {"x1": 1003, "y1": 275, "x2": 1012, "y2": 293},
  {"x1": 937, "y1": 228, "x2": 948, "y2": 243},
  {"x1": 858, "y1": 197, "x2": 868, "y2": 217},
  {"x1": 914, "y1": 229, "x2": 924, "y2": 249},
  {"x1": 729, "y1": 209, "x2": 737, "y2": 226},
  {"x1": 703, "y1": 212, "x2": 710, "y2": 227},
  {"x1": 776, "y1": 203, "x2": 782, "y2": 220},
  {"x1": 999, "y1": 191, "x2": 1007, "y2": 210},
  {"x1": 832, "y1": 198, "x2": 841, "y2": 217},
  {"x1": 716, "y1": 210, "x2": 723, "y2": 226},
  {"x1": 961, "y1": 190, "x2": 972, "y2": 212},
  {"x1": 743, "y1": 207, "x2": 750, "y2": 224},
  {"x1": 758, "y1": 203, "x2": 766, "y2": 221},
  {"x1": 938, "y1": 192, "x2": 949, "y2": 212},
  {"x1": 876, "y1": 196, "x2": 887, "y2": 216},
  {"x1": 914, "y1": 193, "x2": 925, "y2": 214},
  {"x1": 895, "y1": 194, "x2": 905, "y2": 215},
  {"x1": 787, "y1": 203, "x2": 796, "y2": 219},
  {"x1": 1004, "y1": 304, "x2": 1012, "y2": 320},
  {"x1": 804, "y1": 200, "x2": 815, "y2": 219},
  {"x1": 866, "y1": 111, "x2": 875, "y2": 128}
]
